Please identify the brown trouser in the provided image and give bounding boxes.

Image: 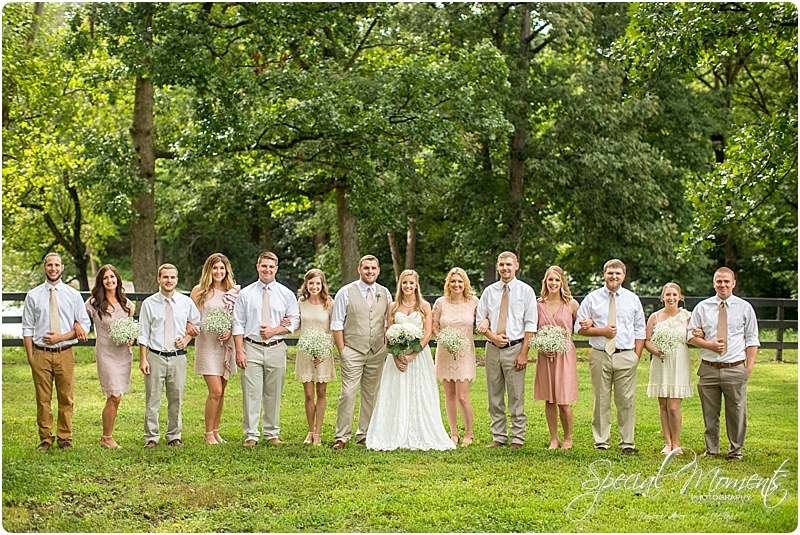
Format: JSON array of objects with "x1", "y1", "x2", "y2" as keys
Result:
[
  {"x1": 30, "y1": 346, "x2": 75, "y2": 445},
  {"x1": 697, "y1": 362, "x2": 748, "y2": 459}
]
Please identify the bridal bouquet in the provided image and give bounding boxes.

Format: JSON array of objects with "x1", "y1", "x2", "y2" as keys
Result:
[
  {"x1": 386, "y1": 323, "x2": 424, "y2": 357},
  {"x1": 201, "y1": 308, "x2": 234, "y2": 346},
  {"x1": 650, "y1": 327, "x2": 683, "y2": 359},
  {"x1": 436, "y1": 326, "x2": 467, "y2": 359},
  {"x1": 532, "y1": 325, "x2": 569, "y2": 362},
  {"x1": 297, "y1": 328, "x2": 333, "y2": 362},
  {"x1": 108, "y1": 317, "x2": 140, "y2": 346}
]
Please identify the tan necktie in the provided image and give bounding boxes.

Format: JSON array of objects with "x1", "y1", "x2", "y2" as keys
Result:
[
  {"x1": 496, "y1": 283, "x2": 509, "y2": 336},
  {"x1": 48, "y1": 286, "x2": 62, "y2": 335},
  {"x1": 366, "y1": 287, "x2": 374, "y2": 308},
  {"x1": 164, "y1": 298, "x2": 175, "y2": 351},
  {"x1": 605, "y1": 291, "x2": 616, "y2": 355},
  {"x1": 261, "y1": 285, "x2": 271, "y2": 327},
  {"x1": 718, "y1": 300, "x2": 728, "y2": 349}
]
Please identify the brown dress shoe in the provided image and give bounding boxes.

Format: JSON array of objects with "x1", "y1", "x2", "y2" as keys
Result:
[
  {"x1": 58, "y1": 441, "x2": 73, "y2": 450},
  {"x1": 36, "y1": 441, "x2": 52, "y2": 452},
  {"x1": 167, "y1": 439, "x2": 185, "y2": 447},
  {"x1": 356, "y1": 438, "x2": 366, "y2": 445},
  {"x1": 143, "y1": 440, "x2": 158, "y2": 449},
  {"x1": 266, "y1": 438, "x2": 284, "y2": 445},
  {"x1": 485, "y1": 441, "x2": 505, "y2": 449},
  {"x1": 332, "y1": 440, "x2": 345, "y2": 450},
  {"x1": 243, "y1": 439, "x2": 258, "y2": 447},
  {"x1": 509, "y1": 443, "x2": 523, "y2": 450}
]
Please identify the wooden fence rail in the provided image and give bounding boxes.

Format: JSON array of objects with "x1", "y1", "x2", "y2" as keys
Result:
[{"x1": 3, "y1": 293, "x2": 797, "y2": 360}]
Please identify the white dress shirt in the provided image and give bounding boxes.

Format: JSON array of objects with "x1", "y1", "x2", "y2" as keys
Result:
[
  {"x1": 330, "y1": 280, "x2": 393, "y2": 331},
  {"x1": 688, "y1": 294, "x2": 760, "y2": 363},
  {"x1": 575, "y1": 285, "x2": 646, "y2": 351},
  {"x1": 476, "y1": 277, "x2": 538, "y2": 340},
  {"x1": 232, "y1": 280, "x2": 300, "y2": 341},
  {"x1": 22, "y1": 281, "x2": 91, "y2": 348},
  {"x1": 138, "y1": 291, "x2": 201, "y2": 352}
]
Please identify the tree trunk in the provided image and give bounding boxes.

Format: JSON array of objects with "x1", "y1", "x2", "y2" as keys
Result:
[
  {"x1": 26, "y1": 3, "x2": 44, "y2": 47},
  {"x1": 507, "y1": 5, "x2": 531, "y2": 206},
  {"x1": 483, "y1": 257, "x2": 497, "y2": 289},
  {"x1": 387, "y1": 231, "x2": 402, "y2": 282},
  {"x1": 313, "y1": 196, "x2": 327, "y2": 256},
  {"x1": 404, "y1": 217, "x2": 417, "y2": 270},
  {"x1": 129, "y1": 75, "x2": 157, "y2": 293},
  {"x1": 336, "y1": 185, "x2": 359, "y2": 285}
]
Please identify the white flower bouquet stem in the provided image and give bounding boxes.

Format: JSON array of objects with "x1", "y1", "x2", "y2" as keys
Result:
[
  {"x1": 386, "y1": 323, "x2": 424, "y2": 358},
  {"x1": 297, "y1": 328, "x2": 333, "y2": 366},
  {"x1": 436, "y1": 326, "x2": 467, "y2": 360},
  {"x1": 650, "y1": 327, "x2": 683, "y2": 359},
  {"x1": 532, "y1": 325, "x2": 569, "y2": 362},
  {"x1": 108, "y1": 318, "x2": 140, "y2": 346},
  {"x1": 201, "y1": 308, "x2": 234, "y2": 346}
]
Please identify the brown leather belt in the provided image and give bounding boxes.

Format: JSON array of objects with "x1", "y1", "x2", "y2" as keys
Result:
[
  {"x1": 702, "y1": 359, "x2": 744, "y2": 369},
  {"x1": 245, "y1": 337, "x2": 283, "y2": 348},
  {"x1": 34, "y1": 344, "x2": 70, "y2": 353},
  {"x1": 490, "y1": 338, "x2": 524, "y2": 348}
]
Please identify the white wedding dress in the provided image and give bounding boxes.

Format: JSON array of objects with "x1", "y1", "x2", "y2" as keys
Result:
[{"x1": 366, "y1": 312, "x2": 456, "y2": 451}]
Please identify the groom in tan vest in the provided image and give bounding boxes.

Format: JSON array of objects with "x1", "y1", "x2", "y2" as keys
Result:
[{"x1": 330, "y1": 255, "x2": 392, "y2": 450}]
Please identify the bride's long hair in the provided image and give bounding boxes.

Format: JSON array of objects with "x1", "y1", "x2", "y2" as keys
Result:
[{"x1": 390, "y1": 269, "x2": 427, "y2": 322}]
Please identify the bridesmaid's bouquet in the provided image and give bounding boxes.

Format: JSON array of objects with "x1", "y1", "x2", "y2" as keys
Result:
[
  {"x1": 386, "y1": 323, "x2": 424, "y2": 358},
  {"x1": 436, "y1": 326, "x2": 467, "y2": 359},
  {"x1": 531, "y1": 325, "x2": 569, "y2": 362},
  {"x1": 297, "y1": 328, "x2": 333, "y2": 362},
  {"x1": 650, "y1": 327, "x2": 683, "y2": 359},
  {"x1": 108, "y1": 318, "x2": 140, "y2": 346},
  {"x1": 202, "y1": 308, "x2": 234, "y2": 346}
]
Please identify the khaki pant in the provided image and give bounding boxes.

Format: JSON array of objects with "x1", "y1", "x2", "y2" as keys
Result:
[
  {"x1": 334, "y1": 345, "x2": 386, "y2": 443},
  {"x1": 697, "y1": 362, "x2": 748, "y2": 458},
  {"x1": 588, "y1": 348, "x2": 638, "y2": 449},
  {"x1": 241, "y1": 341, "x2": 287, "y2": 442},
  {"x1": 143, "y1": 351, "x2": 187, "y2": 443},
  {"x1": 30, "y1": 346, "x2": 75, "y2": 445},
  {"x1": 485, "y1": 343, "x2": 527, "y2": 445}
]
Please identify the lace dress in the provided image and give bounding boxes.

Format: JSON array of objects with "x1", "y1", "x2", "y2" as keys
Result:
[
  {"x1": 432, "y1": 297, "x2": 478, "y2": 382},
  {"x1": 366, "y1": 312, "x2": 456, "y2": 451},
  {"x1": 85, "y1": 298, "x2": 134, "y2": 398},
  {"x1": 647, "y1": 309, "x2": 693, "y2": 398},
  {"x1": 295, "y1": 300, "x2": 337, "y2": 383},
  {"x1": 195, "y1": 289, "x2": 236, "y2": 379}
]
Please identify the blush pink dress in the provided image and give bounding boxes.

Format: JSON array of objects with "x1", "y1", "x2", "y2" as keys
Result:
[
  {"x1": 532, "y1": 300, "x2": 578, "y2": 404},
  {"x1": 432, "y1": 296, "x2": 478, "y2": 382},
  {"x1": 85, "y1": 298, "x2": 135, "y2": 398},
  {"x1": 195, "y1": 289, "x2": 236, "y2": 379}
]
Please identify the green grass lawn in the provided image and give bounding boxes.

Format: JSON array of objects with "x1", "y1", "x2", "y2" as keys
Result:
[{"x1": 2, "y1": 346, "x2": 797, "y2": 532}]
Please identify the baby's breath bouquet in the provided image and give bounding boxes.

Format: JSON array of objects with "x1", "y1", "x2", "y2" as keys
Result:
[
  {"x1": 436, "y1": 326, "x2": 468, "y2": 359},
  {"x1": 108, "y1": 317, "x2": 140, "y2": 346},
  {"x1": 650, "y1": 326, "x2": 683, "y2": 359},
  {"x1": 297, "y1": 328, "x2": 333, "y2": 362},
  {"x1": 201, "y1": 308, "x2": 234, "y2": 346},
  {"x1": 532, "y1": 325, "x2": 569, "y2": 362},
  {"x1": 386, "y1": 323, "x2": 424, "y2": 357}
]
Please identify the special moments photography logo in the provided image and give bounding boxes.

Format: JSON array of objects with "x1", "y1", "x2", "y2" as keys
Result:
[{"x1": 566, "y1": 449, "x2": 791, "y2": 521}]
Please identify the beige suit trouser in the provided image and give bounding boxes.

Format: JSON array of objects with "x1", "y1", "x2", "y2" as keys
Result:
[
  {"x1": 697, "y1": 363, "x2": 748, "y2": 458},
  {"x1": 588, "y1": 348, "x2": 638, "y2": 449},
  {"x1": 143, "y1": 351, "x2": 187, "y2": 443},
  {"x1": 30, "y1": 346, "x2": 75, "y2": 445},
  {"x1": 485, "y1": 343, "x2": 527, "y2": 445},
  {"x1": 334, "y1": 345, "x2": 386, "y2": 443},
  {"x1": 241, "y1": 341, "x2": 287, "y2": 442}
]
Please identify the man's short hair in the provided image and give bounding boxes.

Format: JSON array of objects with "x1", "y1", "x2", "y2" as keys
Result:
[
  {"x1": 43, "y1": 252, "x2": 62, "y2": 265},
  {"x1": 603, "y1": 259, "x2": 627, "y2": 275},
  {"x1": 714, "y1": 267, "x2": 736, "y2": 280},
  {"x1": 497, "y1": 251, "x2": 518, "y2": 263},
  {"x1": 358, "y1": 255, "x2": 379, "y2": 268},
  {"x1": 157, "y1": 263, "x2": 178, "y2": 277},
  {"x1": 257, "y1": 251, "x2": 279, "y2": 265}
]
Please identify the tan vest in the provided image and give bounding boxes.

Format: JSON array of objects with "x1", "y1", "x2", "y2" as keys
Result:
[{"x1": 343, "y1": 283, "x2": 387, "y2": 354}]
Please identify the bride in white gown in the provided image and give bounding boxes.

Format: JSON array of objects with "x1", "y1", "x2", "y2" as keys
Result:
[{"x1": 367, "y1": 270, "x2": 456, "y2": 451}]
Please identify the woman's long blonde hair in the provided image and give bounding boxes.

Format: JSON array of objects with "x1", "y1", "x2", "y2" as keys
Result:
[
  {"x1": 443, "y1": 267, "x2": 475, "y2": 300},
  {"x1": 196, "y1": 253, "x2": 236, "y2": 308},
  {"x1": 540, "y1": 265, "x2": 572, "y2": 305},
  {"x1": 297, "y1": 268, "x2": 333, "y2": 310},
  {"x1": 390, "y1": 269, "x2": 427, "y2": 322}
]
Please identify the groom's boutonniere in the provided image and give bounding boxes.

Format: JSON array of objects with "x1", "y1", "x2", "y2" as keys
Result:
[{"x1": 376, "y1": 291, "x2": 382, "y2": 299}]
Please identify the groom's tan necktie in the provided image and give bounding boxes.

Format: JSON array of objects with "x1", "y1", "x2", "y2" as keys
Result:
[
  {"x1": 366, "y1": 287, "x2": 374, "y2": 308},
  {"x1": 164, "y1": 298, "x2": 175, "y2": 351},
  {"x1": 496, "y1": 283, "x2": 509, "y2": 336},
  {"x1": 605, "y1": 291, "x2": 616, "y2": 355},
  {"x1": 48, "y1": 286, "x2": 62, "y2": 335},
  {"x1": 262, "y1": 285, "x2": 271, "y2": 327},
  {"x1": 718, "y1": 300, "x2": 728, "y2": 350}
]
